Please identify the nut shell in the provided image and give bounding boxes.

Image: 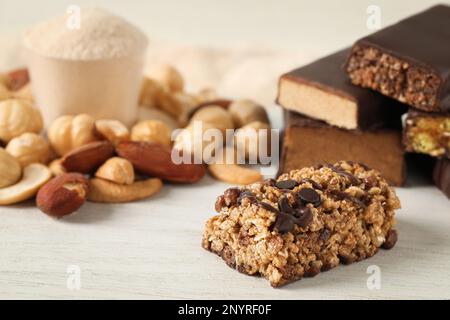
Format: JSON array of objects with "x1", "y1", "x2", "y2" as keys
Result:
[{"x1": 36, "y1": 173, "x2": 88, "y2": 218}]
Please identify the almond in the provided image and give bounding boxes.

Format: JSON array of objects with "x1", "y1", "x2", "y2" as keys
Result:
[
  {"x1": 36, "y1": 173, "x2": 88, "y2": 218},
  {"x1": 116, "y1": 141, "x2": 205, "y2": 183},
  {"x1": 7, "y1": 68, "x2": 29, "y2": 91},
  {"x1": 61, "y1": 141, "x2": 115, "y2": 174}
]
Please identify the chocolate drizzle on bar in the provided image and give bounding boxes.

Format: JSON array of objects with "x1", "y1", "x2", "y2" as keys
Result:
[
  {"x1": 272, "y1": 187, "x2": 322, "y2": 233},
  {"x1": 327, "y1": 190, "x2": 367, "y2": 209},
  {"x1": 215, "y1": 163, "x2": 370, "y2": 233}
]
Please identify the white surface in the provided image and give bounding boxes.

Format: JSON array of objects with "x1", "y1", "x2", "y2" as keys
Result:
[
  {"x1": 0, "y1": 108, "x2": 449, "y2": 299},
  {"x1": 0, "y1": 0, "x2": 449, "y2": 300}
]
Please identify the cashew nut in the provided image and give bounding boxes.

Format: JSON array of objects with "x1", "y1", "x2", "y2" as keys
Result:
[
  {"x1": 190, "y1": 105, "x2": 234, "y2": 133},
  {"x1": 0, "y1": 163, "x2": 52, "y2": 205},
  {"x1": 228, "y1": 99, "x2": 269, "y2": 128},
  {"x1": 148, "y1": 64, "x2": 184, "y2": 93},
  {"x1": 0, "y1": 148, "x2": 22, "y2": 188},
  {"x1": 207, "y1": 147, "x2": 262, "y2": 185},
  {"x1": 139, "y1": 77, "x2": 163, "y2": 108},
  {"x1": 208, "y1": 163, "x2": 262, "y2": 185},
  {"x1": 87, "y1": 177, "x2": 163, "y2": 203},
  {"x1": 95, "y1": 119, "x2": 130, "y2": 146}
]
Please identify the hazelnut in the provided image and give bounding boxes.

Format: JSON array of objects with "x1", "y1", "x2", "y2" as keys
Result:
[
  {"x1": 149, "y1": 64, "x2": 184, "y2": 93},
  {"x1": 190, "y1": 105, "x2": 234, "y2": 133},
  {"x1": 137, "y1": 106, "x2": 179, "y2": 131},
  {"x1": 228, "y1": 99, "x2": 269, "y2": 128},
  {"x1": 6, "y1": 132, "x2": 50, "y2": 167},
  {"x1": 95, "y1": 157, "x2": 135, "y2": 185},
  {"x1": 234, "y1": 121, "x2": 271, "y2": 162},
  {"x1": 0, "y1": 99, "x2": 43, "y2": 142},
  {"x1": 0, "y1": 148, "x2": 22, "y2": 188},
  {"x1": 95, "y1": 119, "x2": 130, "y2": 146},
  {"x1": 131, "y1": 120, "x2": 171, "y2": 147},
  {"x1": 47, "y1": 114, "x2": 99, "y2": 156}
]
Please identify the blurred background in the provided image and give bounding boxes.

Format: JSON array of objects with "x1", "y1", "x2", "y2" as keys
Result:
[{"x1": 0, "y1": 0, "x2": 447, "y2": 105}]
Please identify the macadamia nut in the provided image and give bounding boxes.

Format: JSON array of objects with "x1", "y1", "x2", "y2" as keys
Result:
[
  {"x1": 6, "y1": 132, "x2": 50, "y2": 167},
  {"x1": 131, "y1": 120, "x2": 171, "y2": 146},
  {"x1": 48, "y1": 114, "x2": 99, "y2": 156},
  {"x1": 0, "y1": 99, "x2": 43, "y2": 142}
]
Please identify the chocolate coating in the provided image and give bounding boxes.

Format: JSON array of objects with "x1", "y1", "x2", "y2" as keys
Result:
[{"x1": 278, "y1": 49, "x2": 406, "y2": 130}]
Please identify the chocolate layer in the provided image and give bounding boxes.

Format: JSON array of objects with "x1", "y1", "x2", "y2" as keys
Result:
[
  {"x1": 346, "y1": 5, "x2": 450, "y2": 112},
  {"x1": 279, "y1": 111, "x2": 406, "y2": 186},
  {"x1": 277, "y1": 49, "x2": 406, "y2": 130},
  {"x1": 433, "y1": 158, "x2": 450, "y2": 199},
  {"x1": 403, "y1": 110, "x2": 450, "y2": 158}
]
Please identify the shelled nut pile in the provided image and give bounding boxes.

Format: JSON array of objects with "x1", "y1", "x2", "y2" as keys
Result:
[{"x1": 0, "y1": 65, "x2": 273, "y2": 218}]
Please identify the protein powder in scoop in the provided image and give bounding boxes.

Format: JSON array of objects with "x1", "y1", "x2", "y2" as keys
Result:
[{"x1": 22, "y1": 8, "x2": 148, "y2": 126}]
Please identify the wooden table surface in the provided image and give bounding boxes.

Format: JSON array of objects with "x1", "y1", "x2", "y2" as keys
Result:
[
  {"x1": 1, "y1": 121, "x2": 449, "y2": 299},
  {"x1": 1, "y1": 1, "x2": 449, "y2": 298}
]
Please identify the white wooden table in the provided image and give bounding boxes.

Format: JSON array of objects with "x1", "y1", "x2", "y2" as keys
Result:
[
  {"x1": 1, "y1": 0, "x2": 450, "y2": 299},
  {"x1": 1, "y1": 109, "x2": 449, "y2": 300}
]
